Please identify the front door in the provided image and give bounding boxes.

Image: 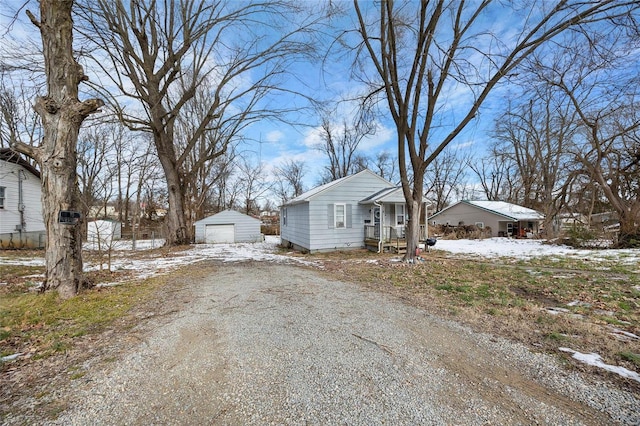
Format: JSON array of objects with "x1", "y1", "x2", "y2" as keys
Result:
[{"x1": 373, "y1": 207, "x2": 381, "y2": 238}]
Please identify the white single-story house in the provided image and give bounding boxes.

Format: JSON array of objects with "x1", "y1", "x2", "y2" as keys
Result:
[
  {"x1": 194, "y1": 210, "x2": 262, "y2": 243},
  {"x1": 280, "y1": 169, "x2": 429, "y2": 253},
  {"x1": 429, "y1": 200, "x2": 545, "y2": 237},
  {"x1": 0, "y1": 149, "x2": 45, "y2": 249}
]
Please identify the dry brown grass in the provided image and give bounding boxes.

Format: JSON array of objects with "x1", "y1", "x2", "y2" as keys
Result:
[
  {"x1": 310, "y1": 248, "x2": 640, "y2": 391},
  {"x1": 2, "y1": 245, "x2": 638, "y2": 393}
]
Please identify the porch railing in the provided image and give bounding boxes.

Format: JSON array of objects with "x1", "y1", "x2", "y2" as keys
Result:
[{"x1": 364, "y1": 224, "x2": 427, "y2": 241}]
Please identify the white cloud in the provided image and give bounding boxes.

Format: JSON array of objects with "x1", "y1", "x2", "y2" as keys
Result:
[
  {"x1": 302, "y1": 126, "x2": 324, "y2": 148},
  {"x1": 450, "y1": 140, "x2": 475, "y2": 149},
  {"x1": 264, "y1": 130, "x2": 284, "y2": 143},
  {"x1": 359, "y1": 122, "x2": 394, "y2": 151}
]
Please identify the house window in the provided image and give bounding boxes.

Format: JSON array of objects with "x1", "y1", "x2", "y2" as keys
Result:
[
  {"x1": 475, "y1": 222, "x2": 484, "y2": 229},
  {"x1": 334, "y1": 204, "x2": 346, "y2": 228},
  {"x1": 395, "y1": 204, "x2": 405, "y2": 225},
  {"x1": 282, "y1": 207, "x2": 287, "y2": 226},
  {"x1": 0, "y1": 187, "x2": 5, "y2": 209}
]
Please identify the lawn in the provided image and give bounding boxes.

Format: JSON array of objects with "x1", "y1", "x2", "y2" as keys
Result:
[
  {"x1": 313, "y1": 247, "x2": 640, "y2": 387},
  {"x1": 1, "y1": 239, "x2": 639, "y2": 395}
]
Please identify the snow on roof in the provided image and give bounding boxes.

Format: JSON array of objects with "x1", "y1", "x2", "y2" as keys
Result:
[
  {"x1": 427, "y1": 200, "x2": 544, "y2": 221},
  {"x1": 464, "y1": 200, "x2": 544, "y2": 220}
]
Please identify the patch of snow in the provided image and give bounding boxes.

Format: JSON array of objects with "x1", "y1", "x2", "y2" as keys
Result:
[
  {"x1": 594, "y1": 310, "x2": 616, "y2": 317},
  {"x1": 546, "y1": 307, "x2": 584, "y2": 319},
  {"x1": 2, "y1": 236, "x2": 639, "y2": 289},
  {"x1": 609, "y1": 328, "x2": 640, "y2": 341},
  {"x1": 431, "y1": 237, "x2": 640, "y2": 262},
  {"x1": 547, "y1": 307, "x2": 570, "y2": 314},
  {"x1": 432, "y1": 238, "x2": 581, "y2": 259},
  {"x1": 83, "y1": 238, "x2": 165, "y2": 251},
  {"x1": 86, "y1": 236, "x2": 323, "y2": 285},
  {"x1": 0, "y1": 258, "x2": 45, "y2": 266},
  {"x1": 567, "y1": 300, "x2": 591, "y2": 308},
  {"x1": 559, "y1": 347, "x2": 640, "y2": 383},
  {"x1": 1, "y1": 353, "x2": 23, "y2": 362}
]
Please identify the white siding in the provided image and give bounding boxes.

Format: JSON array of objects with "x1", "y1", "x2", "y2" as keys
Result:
[
  {"x1": 280, "y1": 203, "x2": 310, "y2": 250},
  {"x1": 194, "y1": 210, "x2": 261, "y2": 243},
  {"x1": 281, "y1": 169, "x2": 394, "y2": 252},
  {"x1": 0, "y1": 159, "x2": 45, "y2": 234}
]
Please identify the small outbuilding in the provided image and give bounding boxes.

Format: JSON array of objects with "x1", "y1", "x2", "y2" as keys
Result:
[
  {"x1": 194, "y1": 210, "x2": 262, "y2": 244},
  {"x1": 87, "y1": 219, "x2": 122, "y2": 242}
]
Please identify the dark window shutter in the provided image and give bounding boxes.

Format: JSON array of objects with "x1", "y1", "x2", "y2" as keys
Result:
[
  {"x1": 346, "y1": 204, "x2": 352, "y2": 228},
  {"x1": 328, "y1": 204, "x2": 334, "y2": 228}
]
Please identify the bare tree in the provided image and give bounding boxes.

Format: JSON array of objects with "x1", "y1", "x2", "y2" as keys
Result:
[
  {"x1": 315, "y1": 107, "x2": 376, "y2": 184},
  {"x1": 468, "y1": 154, "x2": 510, "y2": 202},
  {"x1": 508, "y1": 23, "x2": 640, "y2": 245},
  {"x1": 10, "y1": 1, "x2": 103, "y2": 298},
  {"x1": 110, "y1": 121, "x2": 135, "y2": 224},
  {"x1": 76, "y1": 0, "x2": 320, "y2": 245},
  {"x1": 372, "y1": 151, "x2": 398, "y2": 183},
  {"x1": 492, "y1": 84, "x2": 578, "y2": 237},
  {"x1": 171, "y1": 73, "x2": 241, "y2": 229},
  {"x1": 351, "y1": 0, "x2": 639, "y2": 260},
  {"x1": 77, "y1": 123, "x2": 114, "y2": 220},
  {"x1": 273, "y1": 159, "x2": 306, "y2": 203},
  {"x1": 236, "y1": 157, "x2": 271, "y2": 216},
  {"x1": 552, "y1": 77, "x2": 640, "y2": 246},
  {"x1": 0, "y1": 77, "x2": 41, "y2": 163},
  {"x1": 424, "y1": 147, "x2": 471, "y2": 212}
]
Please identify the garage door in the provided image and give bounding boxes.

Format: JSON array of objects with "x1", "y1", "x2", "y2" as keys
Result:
[{"x1": 204, "y1": 224, "x2": 235, "y2": 243}]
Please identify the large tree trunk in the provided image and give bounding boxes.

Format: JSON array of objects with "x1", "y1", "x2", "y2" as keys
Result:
[
  {"x1": 13, "y1": 0, "x2": 103, "y2": 299},
  {"x1": 157, "y1": 148, "x2": 190, "y2": 245},
  {"x1": 616, "y1": 210, "x2": 640, "y2": 248},
  {"x1": 405, "y1": 198, "x2": 422, "y2": 262}
]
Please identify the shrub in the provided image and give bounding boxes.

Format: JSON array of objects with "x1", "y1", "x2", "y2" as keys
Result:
[
  {"x1": 561, "y1": 226, "x2": 597, "y2": 248},
  {"x1": 435, "y1": 224, "x2": 492, "y2": 239}
]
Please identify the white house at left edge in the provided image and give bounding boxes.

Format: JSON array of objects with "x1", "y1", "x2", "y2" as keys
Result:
[
  {"x1": 194, "y1": 210, "x2": 263, "y2": 244},
  {"x1": 0, "y1": 149, "x2": 46, "y2": 249}
]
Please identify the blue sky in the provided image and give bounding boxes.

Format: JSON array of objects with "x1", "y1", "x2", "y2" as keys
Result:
[
  {"x1": 3, "y1": 1, "x2": 635, "y2": 201},
  {"x1": 0, "y1": 0, "x2": 502, "y2": 194}
]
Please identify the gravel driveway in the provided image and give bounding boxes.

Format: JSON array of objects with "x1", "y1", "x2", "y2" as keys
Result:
[{"x1": 50, "y1": 262, "x2": 639, "y2": 425}]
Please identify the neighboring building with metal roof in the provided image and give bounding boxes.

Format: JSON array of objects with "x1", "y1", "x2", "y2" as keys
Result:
[{"x1": 428, "y1": 200, "x2": 545, "y2": 237}]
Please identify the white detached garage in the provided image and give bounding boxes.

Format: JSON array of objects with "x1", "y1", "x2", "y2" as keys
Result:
[{"x1": 194, "y1": 210, "x2": 262, "y2": 244}]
